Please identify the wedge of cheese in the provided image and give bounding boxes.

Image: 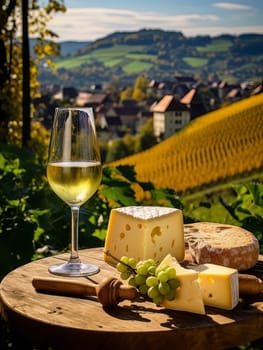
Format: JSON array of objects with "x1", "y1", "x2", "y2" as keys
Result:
[
  {"x1": 192, "y1": 263, "x2": 239, "y2": 310},
  {"x1": 159, "y1": 254, "x2": 205, "y2": 314},
  {"x1": 104, "y1": 206, "x2": 185, "y2": 264}
]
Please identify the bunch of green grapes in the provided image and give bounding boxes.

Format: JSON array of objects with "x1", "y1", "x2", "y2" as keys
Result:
[{"x1": 116, "y1": 256, "x2": 180, "y2": 305}]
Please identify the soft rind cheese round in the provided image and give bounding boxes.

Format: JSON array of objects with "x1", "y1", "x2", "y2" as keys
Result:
[
  {"x1": 184, "y1": 222, "x2": 259, "y2": 271},
  {"x1": 104, "y1": 206, "x2": 185, "y2": 264}
]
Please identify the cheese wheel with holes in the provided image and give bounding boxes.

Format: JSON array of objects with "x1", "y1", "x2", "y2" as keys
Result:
[
  {"x1": 104, "y1": 206, "x2": 185, "y2": 264},
  {"x1": 184, "y1": 222, "x2": 259, "y2": 271}
]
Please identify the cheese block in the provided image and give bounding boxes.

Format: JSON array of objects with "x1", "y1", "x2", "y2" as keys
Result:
[
  {"x1": 191, "y1": 263, "x2": 239, "y2": 310},
  {"x1": 184, "y1": 222, "x2": 259, "y2": 271},
  {"x1": 104, "y1": 206, "x2": 185, "y2": 264},
  {"x1": 159, "y1": 254, "x2": 205, "y2": 314}
]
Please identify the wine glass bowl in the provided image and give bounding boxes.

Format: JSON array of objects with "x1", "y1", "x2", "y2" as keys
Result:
[{"x1": 47, "y1": 108, "x2": 102, "y2": 277}]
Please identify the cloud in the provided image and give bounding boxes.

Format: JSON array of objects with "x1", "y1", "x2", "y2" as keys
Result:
[
  {"x1": 48, "y1": 7, "x2": 262, "y2": 42},
  {"x1": 49, "y1": 8, "x2": 219, "y2": 41},
  {"x1": 213, "y1": 2, "x2": 252, "y2": 10}
]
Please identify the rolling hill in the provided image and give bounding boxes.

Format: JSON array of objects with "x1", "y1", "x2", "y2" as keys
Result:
[
  {"x1": 108, "y1": 93, "x2": 263, "y2": 193},
  {"x1": 39, "y1": 29, "x2": 263, "y2": 88}
]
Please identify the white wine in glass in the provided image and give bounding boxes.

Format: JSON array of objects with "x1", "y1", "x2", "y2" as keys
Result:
[{"x1": 47, "y1": 107, "x2": 102, "y2": 277}]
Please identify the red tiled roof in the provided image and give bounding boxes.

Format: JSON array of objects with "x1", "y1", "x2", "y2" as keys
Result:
[
  {"x1": 152, "y1": 95, "x2": 189, "y2": 112},
  {"x1": 226, "y1": 88, "x2": 240, "y2": 98},
  {"x1": 76, "y1": 92, "x2": 107, "y2": 106},
  {"x1": 151, "y1": 95, "x2": 174, "y2": 112},
  {"x1": 180, "y1": 89, "x2": 196, "y2": 104}
]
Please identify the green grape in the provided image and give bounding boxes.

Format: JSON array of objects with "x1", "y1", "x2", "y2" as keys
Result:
[
  {"x1": 166, "y1": 289, "x2": 176, "y2": 301},
  {"x1": 117, "y1": 255, "x2": 179, "y2": 304},
  {"x1": 168, "y1": 278, "x2": 180, "y2": 289},
  {"x1": 146, "y1": 276, "x2": 159, "y2": 287},
  {"x1": 147, "y1": 286, "x2": 160, "y2": 299},
  {"x1": 158, "y1": 281, "x2": 170, "y2": 296},
  {"x1": 136, "y1": 263, "x2": 148, "y2": 275},
  {"x1": 166, "y1": 266, "x2": 177, "y2": 279},
  {"x1": 120, "y1": 271, "x2": 131, "y2": 280},
  {"x1": 147, "y1": 265, "x2": 157, "y2": 275},
  {"x1": 134, "y1": 274, "x2": 147, "y2": 286},
  {"x1": 139, "y1": 284, "x2": 148, "y2": 295},
  {"x1": 145, "y1": 258, "x2": 155, "y2": 266},
  {"x1": 157, "y1": 270, "x2": 169, "y2": 283},
  {"x1": 128, "y1": 257, "x2": 137, "y2": 268},
  {"x1": 153, "y1": 294, "x2": 164, "y2": 306},
  {"x1": 128, "y1": 277, "x2": 136, "y2": 286},
  {"x1": 155, "y1": 264, "x2": 168, "y2": 275},
  {"x1": 116, "y1": 262, "x2": 128, "y2": 273},
  {"x1": 120, "y1": 256, "x2": 129, "y2": 264}
]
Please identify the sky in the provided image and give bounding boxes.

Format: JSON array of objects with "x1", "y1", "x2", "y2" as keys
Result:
[{"x1": 49, "y1": 0, "x2": 263, "y2": 42}]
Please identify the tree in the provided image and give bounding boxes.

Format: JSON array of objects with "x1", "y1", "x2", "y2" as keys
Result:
[
  {"x1": 105, "y1": 138, "x2": 131, "y2": 163},
  {"x1": 134, "y1": 75, "x2": 148, "y2": 91},
  {"x1": 134, "y1": 118, "x2": 157, "y2": 152},
  {"x1": 22, "y1": 0, "x2": 30, "y2": 147},
  {"x1": 120, "y1": 76, "x2": 149, "y2": 102},
  {"x1": 0, "y1": 0, "x2": 16, "y2": 143},
  {"x1": 0, "y1": 0, "x2": 66, "y2": 148},
  {"x1": 120, "y1": 86, "x2": 133, "y2": 101}
]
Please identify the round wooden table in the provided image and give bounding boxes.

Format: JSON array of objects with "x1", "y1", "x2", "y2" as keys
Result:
[{"x1": 0, "y1": 248, "x2": 263, "y2": 350}]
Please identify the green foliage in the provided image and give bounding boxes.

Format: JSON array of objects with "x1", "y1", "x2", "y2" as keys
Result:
[
  {"x1": 104, "y1": 115, "x2": 157, "y2": 163},
  {"x1": 0, "y1": 144, "x2": 47, "y2": 279},
  {"x1": 183, "y1": 182, "x2": 263, "y2": 254},
  {"x1": 220, "y1": 183, "x2": 263, "y2": 253},
  {"x1": 134, "y1": 119, "x2": 157, "y2": 152},
  {"x1": 105, "y1": 138, "x2": 132, "y2": 162}
]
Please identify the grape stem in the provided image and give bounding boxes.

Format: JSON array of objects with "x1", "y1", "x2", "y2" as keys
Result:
[{"x1": 104, "y1": 250, "x2": 137, "y2": 274}]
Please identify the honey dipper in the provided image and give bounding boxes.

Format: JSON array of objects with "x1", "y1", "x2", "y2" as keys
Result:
[
  {"x1": 32, "y1": 276, "x2": 138, "y2": 307},
  {"x1": 238, "y1": 274, "x2": 263, "y2": 295}
]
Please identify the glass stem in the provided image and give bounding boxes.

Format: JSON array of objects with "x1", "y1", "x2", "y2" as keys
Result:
[{"x1": 69, "y1": 206, "x2": 81, "y2": 263}]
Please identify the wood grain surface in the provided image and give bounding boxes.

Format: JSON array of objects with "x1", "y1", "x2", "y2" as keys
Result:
[{"x1": 0, "y1": 247, "x2": 263, "y2": 350}]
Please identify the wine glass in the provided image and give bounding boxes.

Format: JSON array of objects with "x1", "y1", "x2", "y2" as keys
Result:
[{"x1": 46, "y1": 107, "x2": 102, "y2": 277}]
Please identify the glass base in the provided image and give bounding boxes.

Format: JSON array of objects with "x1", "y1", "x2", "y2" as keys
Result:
[{"x1": 48, "y1": 261, "x2": 100, "y2": 277}]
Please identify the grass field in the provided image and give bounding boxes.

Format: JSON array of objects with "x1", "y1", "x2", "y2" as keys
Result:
[
  {"x1": 55, "y1": 54, "x2": 93, "y2": 69},
  {"x1": 197, "y1": 39, "x2": 233, "y2": 52},
  {"x1": 56, "y1": 44, "x2": 155, "y2": 70},
  {"x1": 122, "y1": 60, "x2": 153, "y2": 73},
  {"x1": 183, "y1": 57, "x2": 209, "y2": 67},
  {"x1": 55, "y1": 42, "x2": 226, "y2": 70}
]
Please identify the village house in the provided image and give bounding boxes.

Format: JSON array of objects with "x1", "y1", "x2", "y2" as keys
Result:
[
  {"x1": 96, "y1": 105, "x2": 123, "y2": 141},
  {"x1": 180, "y1": 88, "x2": 207, "y2": 120},
  {"x1": 151, "y1": 95, "x2": 190, "y2": 141},
  {"x1": 75, "y1": 92, "x2": 109, "y2": 109},
  {"x1": 95, "y1": 99, "x2": 146, "y2": 141}
]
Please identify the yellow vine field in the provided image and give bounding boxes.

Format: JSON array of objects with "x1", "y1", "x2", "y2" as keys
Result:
[{"x1": 108, "y1": 93, "x2": 263, "y2": 192}]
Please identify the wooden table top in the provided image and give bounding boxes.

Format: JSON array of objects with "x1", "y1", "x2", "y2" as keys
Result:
[{"x1": 0, "y1": 248, "x2": 263, "y2": 350}]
